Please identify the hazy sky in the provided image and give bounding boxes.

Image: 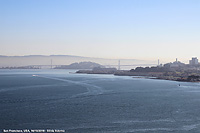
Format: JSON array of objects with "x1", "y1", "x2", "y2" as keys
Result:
[{"x1": 0, "y1": 0, "x2": 200, "y2": 62}]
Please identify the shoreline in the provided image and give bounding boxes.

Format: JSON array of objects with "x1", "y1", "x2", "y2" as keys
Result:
[{"x1": 76, "y1": 70, "x2": 200, "y2": 83}]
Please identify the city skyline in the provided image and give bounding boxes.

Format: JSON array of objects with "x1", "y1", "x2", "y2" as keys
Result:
[{"x1": 1, "y1": 0, "x2": 200, "y2": 62}]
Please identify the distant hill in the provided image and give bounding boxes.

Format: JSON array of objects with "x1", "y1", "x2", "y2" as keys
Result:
[
  {"x1": 0, "y1": 55, "x2": 156, "y2": 69},
  {"x1": 54, "y1": 62, "x2": 103, "y2": 69}
]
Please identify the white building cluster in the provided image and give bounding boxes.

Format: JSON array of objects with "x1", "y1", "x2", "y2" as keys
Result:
[{"x1": 189, "y1": 57, "x2": 199, "y2": 66}]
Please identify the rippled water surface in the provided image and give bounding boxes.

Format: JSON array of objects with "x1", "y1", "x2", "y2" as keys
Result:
[{"x1": 1, "y1": 69, "x2": 200, "y2": 133}]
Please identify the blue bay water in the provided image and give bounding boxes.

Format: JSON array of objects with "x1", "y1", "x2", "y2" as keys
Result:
[{"x1": 1, "y1": 69, "x2": 200, "y2": 132}]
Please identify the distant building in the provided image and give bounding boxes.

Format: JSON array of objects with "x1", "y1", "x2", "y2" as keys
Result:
[
  {"x1": 157, "y1": 59, "x2": 163, "y2": 67},
  {"x1": 170, "y1": 58, "x2": 185, "y2": 68},
  {"x1": 189, "y1": 57, "x2": 198, "y2": 66}
]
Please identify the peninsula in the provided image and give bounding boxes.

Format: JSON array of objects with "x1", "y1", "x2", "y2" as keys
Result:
[{"x1": 76, "y1": 58, "x2": 200, "y2": 82}]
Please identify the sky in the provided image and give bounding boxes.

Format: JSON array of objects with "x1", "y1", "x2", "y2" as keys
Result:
[{"x1": 0, "y1": 0, "x2": 200, "y2": 62}]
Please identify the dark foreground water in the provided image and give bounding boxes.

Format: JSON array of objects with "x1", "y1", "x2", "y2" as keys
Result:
[{"x1": 1, "y1": 69, "x2": 200, "y2": 133}]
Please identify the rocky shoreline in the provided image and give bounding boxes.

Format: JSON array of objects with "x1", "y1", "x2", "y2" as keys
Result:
[{"x1": 76, "y1": 69, "x2": 200, "y2": 82}]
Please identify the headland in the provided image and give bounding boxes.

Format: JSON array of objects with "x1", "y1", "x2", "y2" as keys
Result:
[{"x1": 77, "y1": 58, "x2": 200, "y2": 82}]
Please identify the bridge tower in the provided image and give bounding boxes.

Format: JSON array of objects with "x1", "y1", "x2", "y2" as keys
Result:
[
  {"x1": 118, "y1": 60, "x2": 120, "y2": 70},
  {"x1": 51, "y1": 59, "x2": 52, "y2": 69}
]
